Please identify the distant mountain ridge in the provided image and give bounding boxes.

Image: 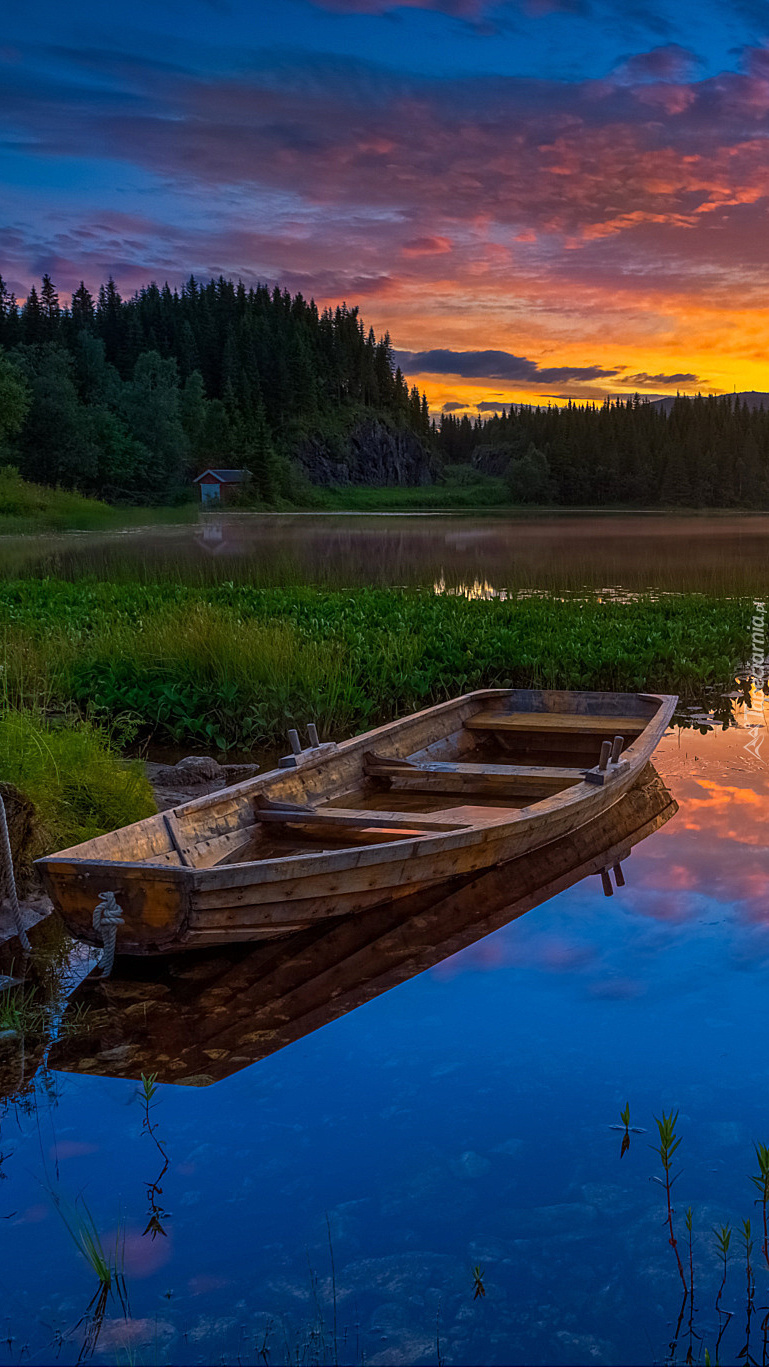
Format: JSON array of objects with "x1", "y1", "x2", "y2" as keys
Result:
[{"x1": 652, "y1": 391, "x2": 769, "y2": 413}]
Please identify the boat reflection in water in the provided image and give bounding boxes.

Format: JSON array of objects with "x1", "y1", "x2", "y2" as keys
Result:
[{"x1": 49, "y1": 764, "x2": 676, "y2": 1088}]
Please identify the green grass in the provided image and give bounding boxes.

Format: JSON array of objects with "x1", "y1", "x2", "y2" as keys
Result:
[
  {"x1": 0, "y1": 466, "x2": 195, "y2": 533},
  {"x1": 0, "y1": 984, "x2": 47, "y2": 1036},
  {"x1": 0, "y1": 578, "x2": 751, "y2": 753},
  {"x1": 0, "y1": 466, "x2": 115, "y2": 531},
  {"x1": 0, "y1": 708, "x2": 156, "y2": 855},
  {"x1": 292, "y1": 477, "x2": 512, "y2": 511}
]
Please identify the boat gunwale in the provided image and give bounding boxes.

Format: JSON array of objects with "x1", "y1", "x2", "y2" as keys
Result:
[{"x1": 37, "y1": 690, "x2": 677, "y2": 886}]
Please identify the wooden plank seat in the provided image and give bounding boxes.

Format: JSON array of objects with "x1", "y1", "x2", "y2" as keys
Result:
[
  {"x1": 152, "y1": 804, "x2": 470, "y2": 871},
  {"x1": 363, "y1": 753, "x2": 586, "y2": 797},
  {"x1": 464, "y1": 711, "x2": 646, "y2": 734},
  {"x1": 255, "y1": 802, "x2": 469, "y2": 833}
]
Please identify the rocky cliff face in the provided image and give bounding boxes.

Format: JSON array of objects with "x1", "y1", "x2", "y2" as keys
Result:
[{"x1": 293, "y1": 418, "x2": 434, "y2": 487}]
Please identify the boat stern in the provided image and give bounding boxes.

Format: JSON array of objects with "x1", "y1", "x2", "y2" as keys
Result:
[{"x1": 36, "y1": 854, "x2": 192, "y2": 955}]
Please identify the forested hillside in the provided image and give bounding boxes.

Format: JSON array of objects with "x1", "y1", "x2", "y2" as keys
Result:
[
  {"x1": 0, "y1": 274, "x2": 431, "y2": 501},
  {"x1": 0, "y1": 272, "x2": 767, "y2": 507},
  {"x1": 438, "y1": 394, "x2": 769, "y2": 506}
]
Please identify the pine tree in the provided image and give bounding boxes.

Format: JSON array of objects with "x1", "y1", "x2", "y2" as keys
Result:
[
  {"x1": 22, "y1": 286, "x2": 43, "y2": 343},
  {"x1": 71, "y1": 282, "x2": 95, "y2": 332},
  {"x1": 40, "y1": 274, "x2": 60, "y2": 335}
]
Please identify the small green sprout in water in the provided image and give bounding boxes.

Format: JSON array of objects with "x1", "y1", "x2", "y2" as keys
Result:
[
  {"x1": 140, "y1": 1071, "x2": 158, "y2": 1105},
  {"x1": 740, "y1": 1218, "x2": 756, "y2": 1364},
  {"x1": 684, "y1": 1207, "x2": 694, "y2": 1302},
  {"x1": 713, "y1": 1224, "x2": 732, "y2": 1361},
  {"x1": 750, "y1": 1142, "x2": 769, "y2": 1270},
  {"x1": 138, "y1": 1071, "x2": 170, "y2": 1241},
  {"x1": 652, "y1": 1109, "x2": 688, "y2": 1295},
  {"x1": 472, "y1": 1266, "x2": 486, "y2": 1300},
  {"x1": 713, "y1": 1223, "x2": 731, "y2": 1306},
  {"x1": 610, "y1": 1102, "x2": 646, "y2": 1157}
]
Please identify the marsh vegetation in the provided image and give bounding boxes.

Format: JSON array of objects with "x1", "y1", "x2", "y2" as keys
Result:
[{"x1": 0, "y1": 578, "x2": 749, "y2": 754}]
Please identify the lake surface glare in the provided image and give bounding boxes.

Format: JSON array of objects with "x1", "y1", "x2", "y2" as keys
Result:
[{"x1": 1, "y1": 514, "x2": 768, "y2": 1366}]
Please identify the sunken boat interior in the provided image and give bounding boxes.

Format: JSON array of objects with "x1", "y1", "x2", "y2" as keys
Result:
[{"x1": 60, "y1": 689, "x2": 661, "y2": 871}]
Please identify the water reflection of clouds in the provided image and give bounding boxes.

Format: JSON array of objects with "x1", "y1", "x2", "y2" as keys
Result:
[{"x1": 431, "y1": 721, "x2": 769, "y2": 1002}]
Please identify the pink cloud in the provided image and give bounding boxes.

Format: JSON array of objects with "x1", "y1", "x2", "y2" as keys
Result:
[{"x1": 402, "y1": 235, "x2": 453, "y2": 256}]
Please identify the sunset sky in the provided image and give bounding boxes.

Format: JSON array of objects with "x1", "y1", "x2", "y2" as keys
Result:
[{"x1": 2, "y1": 0, "x2": 769, "y2": 412}]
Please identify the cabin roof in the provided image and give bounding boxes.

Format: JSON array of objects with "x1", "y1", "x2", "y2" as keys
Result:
[{"x1": 194, "y1": 468, "x2": 252, "y2": 483}]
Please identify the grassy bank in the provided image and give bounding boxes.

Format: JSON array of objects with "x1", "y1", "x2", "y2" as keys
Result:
[
  {"x1": 0, "y1": 710, "x2": 155, "y2": 860},
  {"x1": 0, "y1": 579, "x2": 749, "y2": 752},
  {"x1": 0, "y1": 467, "x2": 195, "y2": 534}
]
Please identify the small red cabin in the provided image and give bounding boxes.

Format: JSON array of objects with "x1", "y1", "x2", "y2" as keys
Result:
[{"x1": 194, "y1": 468, "x2": 252, "y2": 505}]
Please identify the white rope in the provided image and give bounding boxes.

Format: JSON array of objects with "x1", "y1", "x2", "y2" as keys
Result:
[
  {"x1": 92, "y1": 891, "x2": 124, "y2": 977},
  {"x1": 0, "y1": 794, "x2": 31, "y2": 954}
]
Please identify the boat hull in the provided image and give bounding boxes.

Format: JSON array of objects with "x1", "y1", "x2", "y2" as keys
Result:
[
  {"x1": 37, "y1": 687, "x2": 678, "y2": 954},
  {"x1": 46, "y1": 765, "x2": 678, "y2": 1087}
]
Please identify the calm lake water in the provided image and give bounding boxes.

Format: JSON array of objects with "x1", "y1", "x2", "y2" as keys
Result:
[
  {"x1": 4, "y1": 510, "x2": 769, "y2": 594},
  {"x1": 2, "y1": 707, "x2": 769, "y2": 1365}
]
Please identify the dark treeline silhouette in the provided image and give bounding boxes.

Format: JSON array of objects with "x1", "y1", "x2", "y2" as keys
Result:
[
  {"x1": 0, "y1": 272, "x2": 765, "y2": 507},
  {"x1": 436, "y1": 397, "x2": 769, "y2": 506},
  {"x1": 0, "y1": 273, "x2": 430, "y2": 501}
]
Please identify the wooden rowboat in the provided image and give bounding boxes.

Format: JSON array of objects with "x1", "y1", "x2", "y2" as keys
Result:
[
  {"x1": 36, "y1": 688, "x2": 677, "y2": 956},
  {"x1": 47, "y1": 764, "x2": 678, "y2": 1087}
]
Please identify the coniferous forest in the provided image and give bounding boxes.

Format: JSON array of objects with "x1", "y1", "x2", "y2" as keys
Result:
[
  {"x1": 0, "y1": 273, "x2": 431, "y2": 502},
  {"x1": 439, "y1": 396, "x2": 769, "y2": 507},
  {"x1": 0, "y1": 270, "x2": 767, "y2": 506}
]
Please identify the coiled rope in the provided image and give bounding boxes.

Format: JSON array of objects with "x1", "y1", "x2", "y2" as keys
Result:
[
  {"x1": 0, "y1": 794, "x2": 31, "y2": 954},
  {"x1": 92, "y1": 891, "x2": 124, "y2": 978}
]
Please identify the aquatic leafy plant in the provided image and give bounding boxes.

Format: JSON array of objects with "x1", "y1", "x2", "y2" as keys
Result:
[
  {"x1": 0, "y1": 578, "x2": 750, "y2": 751},
  {"x1": 616, "y1": 1107, "x2": 769, "y2": 1364}
]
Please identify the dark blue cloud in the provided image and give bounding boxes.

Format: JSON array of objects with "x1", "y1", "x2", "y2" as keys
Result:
[
  {"x1": 621, "y1": 371, "x2": 700, "y2": 385},
  {"x1": 395, "y1": 349, "x2": 621, "y2": 382}
]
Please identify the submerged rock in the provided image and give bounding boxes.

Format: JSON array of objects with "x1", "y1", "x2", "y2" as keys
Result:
[
  {"x1": 174, "y1": 755, "x2": 225, "y2": 783},
  {"x1": 145, "y1": 756, "x2": 261, "y2": 811}
]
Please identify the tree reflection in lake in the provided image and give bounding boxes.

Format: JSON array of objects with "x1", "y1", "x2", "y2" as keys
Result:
[{"x1": 4, "y1": 512, "x2": 769, "y2": 597}]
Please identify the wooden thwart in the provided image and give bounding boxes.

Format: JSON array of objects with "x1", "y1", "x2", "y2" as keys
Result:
[
  {"x1": 464, "y1": 711, "x2": 646, "y2": 734},
  {"x1": 363, "y1": 752, "x2": 586, "y2": 796},
  {"x1": 256, "y1": 805, "x2": 469, "y2": 833}
]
